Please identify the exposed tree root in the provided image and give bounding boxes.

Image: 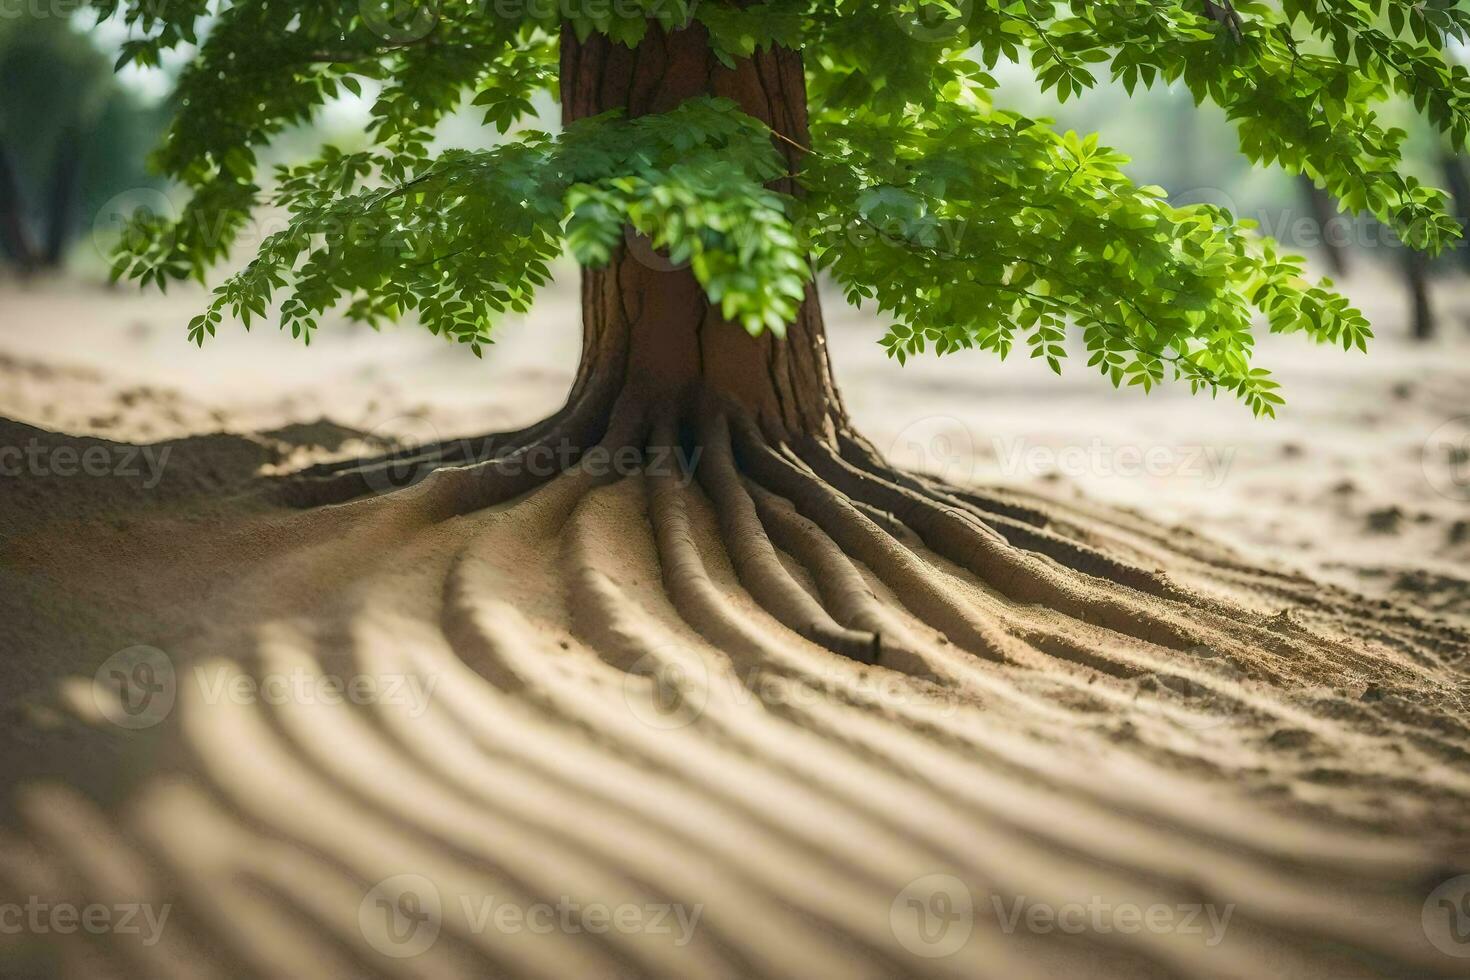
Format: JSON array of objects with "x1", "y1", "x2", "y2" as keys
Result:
[
  {"x1": 278, "y1": 388, "x2": 1469, "y2": 690},
  {"x1": 120, "y1": 387, "x2": 1459, "y2": 978}
]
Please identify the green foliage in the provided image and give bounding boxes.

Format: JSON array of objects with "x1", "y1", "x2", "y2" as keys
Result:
[
  {"x1": 93, "y1": 0, "x2": 1470, "y2": 414},
  {"x1": 176, "y1": 98, "x2": 801, "y2": 348}
]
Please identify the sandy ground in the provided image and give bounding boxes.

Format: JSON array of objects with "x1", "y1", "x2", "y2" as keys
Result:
[
  {"x1": 1, "y1": 266, "x2": 1469, "y2": 977},
  {"x1": 4, "y1": 264, "x2": 1468, "y2": 612}
]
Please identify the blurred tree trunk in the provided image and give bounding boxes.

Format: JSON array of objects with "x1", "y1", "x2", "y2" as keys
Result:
[
  {"x1": 1298, "y1": 175, "x2": 1348, "y2": 277},
  {"x1": 1406, "y1": 245, "x2": 1434, "y2": 341},
  {"x1": 41, "y1": 125, "x2": 82, "y2": 268},
  {"x1": 1439, "y1": 152, "x2": 1470, "y2": 275},
  {"x1": 0, "y1": 137, "x2": 36, "y2": 272}
]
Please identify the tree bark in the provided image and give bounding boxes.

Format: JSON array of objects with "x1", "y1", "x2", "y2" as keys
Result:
[{"x1": 560, "y1": 22, "x2": 847, "y2": 443}]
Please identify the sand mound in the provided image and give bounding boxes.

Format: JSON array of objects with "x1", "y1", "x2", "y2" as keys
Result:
[
  {"x1": 2, "y1": 412, "x2": 1469, "y2": 978},
  {"x1": 4, "y1": 274, "x2": 1470, "y2": 977}
]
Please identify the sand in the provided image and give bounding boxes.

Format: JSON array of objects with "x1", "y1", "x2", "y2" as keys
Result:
[{"x1": 0, "y1": 267, "x2": 1468, "y2": 978}]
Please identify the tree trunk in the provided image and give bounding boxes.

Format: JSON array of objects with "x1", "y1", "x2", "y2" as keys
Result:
[
  {"x1": 1439, "y1": 152, "x2": 1470, "y2": 275},
  {"x1": 560, "y1": 22, "x2": 846, "y2": 443},
  {"x1": 41, "y1": 124, "x2": 82, "y2": 268},
  {"x1": 1298, "y1": 175, "x2": 1347, "y2": 278},
  {"x1": 0, "y1": 136, "x2": 37, "y2": 273},
  {"x1": 1405, "y1": 243, "x2": 1434, "y2": 341}
]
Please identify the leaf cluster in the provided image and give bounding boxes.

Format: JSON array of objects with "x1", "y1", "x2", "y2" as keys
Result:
[{"x1": 91, "y1": 0, "x2": 1470, "y2": 412}]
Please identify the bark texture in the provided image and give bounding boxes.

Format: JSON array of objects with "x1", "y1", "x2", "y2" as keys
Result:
[{"x1": 561, "y1": 22, "x2": 846, "y2": 441}]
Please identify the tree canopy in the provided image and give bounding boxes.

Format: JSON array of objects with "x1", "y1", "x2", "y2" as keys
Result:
[{"x1": 95, "y1": 0, "x2": 1470, "y2": 416}]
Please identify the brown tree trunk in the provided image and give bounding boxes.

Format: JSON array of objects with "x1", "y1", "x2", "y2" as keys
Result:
[
  {"x1": 560, "y1": 22, "x2": 847, "y2": 443},
  {"x1": 1406, "y1": 243, "x2": 1434, "y2": 341}
]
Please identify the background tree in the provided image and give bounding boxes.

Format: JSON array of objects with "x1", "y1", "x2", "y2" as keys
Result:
[
  {"x1": 94, "y1": 1, "x2": 1470, "y2": 673},
  {"x1": 0, "y1": 9, "x2": 162, "y2": 275}
]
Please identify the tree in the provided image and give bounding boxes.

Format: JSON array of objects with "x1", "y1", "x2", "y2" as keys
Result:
[
  {"x1": 0, "y1": 9, "x2": 158, "y2": 274},
  {"x1": 1296, "y1": 173, "x2": 1349, "y2": 277},
  {"x1": 97, "y1": 2, "x2": 1469, "y2": 672}
]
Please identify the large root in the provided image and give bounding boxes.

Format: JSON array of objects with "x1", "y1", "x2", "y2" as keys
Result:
[{"x1": 29, "y1": 390, "x2": 1466, "y2": 979}]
